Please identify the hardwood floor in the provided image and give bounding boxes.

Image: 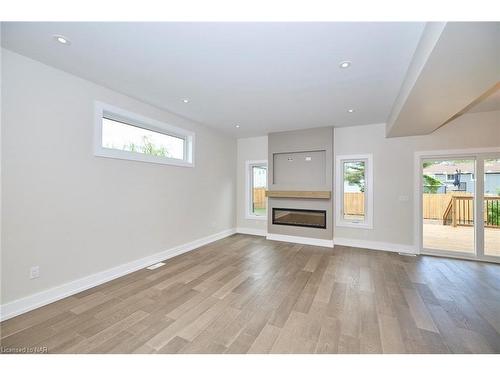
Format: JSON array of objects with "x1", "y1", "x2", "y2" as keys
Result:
[{"x1": 1, "y1": 234, "x2": 500, "y2": 354}]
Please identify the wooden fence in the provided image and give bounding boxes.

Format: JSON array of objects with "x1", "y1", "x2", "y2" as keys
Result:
[
  {"x1": 344, "y1": 192, "x2": 365, "y2": 215},
  {"x1": 343, "y1": 192, "x2": 474, "y2": 219},
  {"x1": 423, "y1": 192, "x2": 473, "y2": 220},
  {"x1": 253, "y1": 188, "x2": 266, "y2": 209}
]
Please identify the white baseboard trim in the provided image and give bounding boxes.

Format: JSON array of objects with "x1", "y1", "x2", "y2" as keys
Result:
[
  {"x1": 333, "y1": 237, "x2": 417, "y2": 254},
  {"x1": 0, "y1": 228, "x2": 236, "y2": 322},
  {"x1": 266, "y1": 233, "x2": 334, "y2": 248},
  {"x1": 236, "y1": 227, "x2": 267, "y2": 237}
]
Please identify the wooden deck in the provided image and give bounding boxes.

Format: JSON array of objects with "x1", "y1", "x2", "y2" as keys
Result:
[{"x1": 423, "y1": 221, "x2": 500, "y2": 256}]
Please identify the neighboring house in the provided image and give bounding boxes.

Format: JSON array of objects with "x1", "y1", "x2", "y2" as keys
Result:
[
  {"x1": 253, "y1": 167, "x2": 267, "y2": 188},
  {"x1": 423, "y1": 160, "x2": 500, "y2": 195}
]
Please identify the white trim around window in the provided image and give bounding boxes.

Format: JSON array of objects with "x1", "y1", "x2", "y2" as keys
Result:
[
  {"x1": 245, "y1": 160, "x2": 268, "y2": 221},
  {"x1": 94, "y1": 101, "x2": 195, "y2": 167},
  {"x1": 335, "y1": 154, "x2": 373, "y2": 229}
]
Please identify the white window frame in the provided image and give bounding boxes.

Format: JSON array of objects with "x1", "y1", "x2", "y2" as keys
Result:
[
  {"x1": 94, "y1": 101, "x2": 195, "y2": 167},
  {"x1": 335, "y1": 154, "x2": 373, "y2": 229},
  {"x1": 245, "y1": 160, "x2": 268, "y2": 221}
]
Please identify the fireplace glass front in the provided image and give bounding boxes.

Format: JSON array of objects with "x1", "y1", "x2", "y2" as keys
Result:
[{"x1": 272, "y1": 208, "x2": 326, "y2": 229}]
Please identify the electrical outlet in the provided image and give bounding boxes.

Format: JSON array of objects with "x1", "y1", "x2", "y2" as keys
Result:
[{"x1": 30, "y1": 266, "x2": 40, "y2": 279}]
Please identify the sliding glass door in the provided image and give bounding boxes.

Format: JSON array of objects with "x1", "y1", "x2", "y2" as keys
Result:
[
  {"x1": 422, "y1": 158, "x2": 476, "y2": 255},
  {"x1": 420, "y1": 152, "x2": 500, "y2": 261}
]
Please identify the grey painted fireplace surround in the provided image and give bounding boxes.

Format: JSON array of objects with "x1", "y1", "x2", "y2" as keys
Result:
[{"x1": 267, "y1": 127, "x2": 334, "y2": 242}]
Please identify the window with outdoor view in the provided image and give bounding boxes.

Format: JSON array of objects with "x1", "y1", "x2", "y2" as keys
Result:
[
  {"x1": 102, "y1": 118, "x2": 185, "y2": 160},
  {"x1": 94, "y1": 102, "x2": 194, "y2": 167},
  {"x1": 336, "y1": 154, "x2": 373, "y2": 229},
  {"x1": 343, "y1": 160, "x2": 366, "y2": 221},
  {"x1": 246, "y1": 161, "x2": 268, "y2": 219}
]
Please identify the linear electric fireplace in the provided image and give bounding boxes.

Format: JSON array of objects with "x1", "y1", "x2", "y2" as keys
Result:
[{"x1": 272, "y1": 208, "x2": 327, "y2": 229}]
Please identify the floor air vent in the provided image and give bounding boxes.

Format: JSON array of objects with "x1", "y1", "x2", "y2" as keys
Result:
[{"x1": 146, "y1": 262, "x2": 166, "y2": 270}]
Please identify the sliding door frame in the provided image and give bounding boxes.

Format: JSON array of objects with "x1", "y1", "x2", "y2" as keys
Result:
[{"x1": 414, "y1": 147, "x2": 500, "y2": 263}]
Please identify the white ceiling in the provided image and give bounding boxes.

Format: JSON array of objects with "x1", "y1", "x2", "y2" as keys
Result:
[
  {"x1": 386, "y1": 22, "x2": 500, "y2": 137},
  {"x1": 468, "y1": 87, "x2": 500, "y2": 113},
  {"x1": 1, "y1": 22, "x2": 426, "y2": 137}
]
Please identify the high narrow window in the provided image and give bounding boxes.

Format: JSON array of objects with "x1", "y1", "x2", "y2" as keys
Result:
[
  {"x1": 94, "y1": 102, "x2": 195, "y2": 167},
  {"x1": 102, "y1": 118, "x2": 185, "y2": 160},
  {"x1": 246, "y1": 161, "x2": 268, "y2": 219},
  {"x1": 336, "y1": 154, "x2": 373, "y2": 228}
]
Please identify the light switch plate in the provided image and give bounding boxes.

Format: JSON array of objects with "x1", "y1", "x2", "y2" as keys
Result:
[{"x1": 30, "y1": 266, "x2": 40, "y2": 279}]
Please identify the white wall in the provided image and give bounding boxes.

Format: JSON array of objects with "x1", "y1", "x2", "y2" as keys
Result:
[
  {"x1": 1, "y1": 46, "x2": 498, "y2": 311},
  {"x1": 334, "y1": 110, "x2": 500, "y2": 248},
  {"x1": 1, "y1": 49, "x2": 236, "y2": 304},
  {"x1": 0, "y1": 34, "x2": 3, "y2": 308},
  {"x1": 236, "y1": 136, "x2": 268, "y2": 235}
]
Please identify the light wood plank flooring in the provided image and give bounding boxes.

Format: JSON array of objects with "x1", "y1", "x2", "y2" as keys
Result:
[{"x1": 1, "y1": 234, "x2": 500, "y2": 354}]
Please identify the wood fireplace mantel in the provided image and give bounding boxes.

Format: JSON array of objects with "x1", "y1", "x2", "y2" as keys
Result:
[{"x1": 265, "y1": 190, "x2": 331, "y2": 199}]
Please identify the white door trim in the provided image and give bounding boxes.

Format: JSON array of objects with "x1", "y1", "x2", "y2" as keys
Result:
[{"x1": 414, "y1": 147, "x2": 500, "y2": 261}]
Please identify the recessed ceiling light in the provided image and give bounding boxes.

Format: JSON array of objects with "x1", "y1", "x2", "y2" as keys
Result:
[
  {"x1": 347, "y1": 109, "x2": 355, "y2": 113},
  {"x1": 339, "y1": 61, "x2": 351, "y2": 69},
  {"x1": 235, "y1": 125, "x2": 240, "y2": 128},
  {"x1": 53, "y1": 35, "x2": 70, "y2": 45},
  {"x1": 182, "y1": 99, "x2": 189, "y2": 103}
]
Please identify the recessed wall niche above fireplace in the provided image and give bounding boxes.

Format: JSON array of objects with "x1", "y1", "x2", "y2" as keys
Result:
[
  {"x1": 273, "y1": 150, "x2": 326, "y2": 186},
  {"x1": 273, "y1": 208, "x2": 327, "y2": 229}
]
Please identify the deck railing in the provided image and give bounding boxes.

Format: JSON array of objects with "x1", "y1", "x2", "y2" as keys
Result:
[
  {"x1": 486, "y1": 196, "x2": 500, "y2": 227},
  {"x1": 423, "y1": 192, "x2": 472, "y2": 220},
  {"x1": 442, "y1": 195, "x2": 500, "y2": 228}
]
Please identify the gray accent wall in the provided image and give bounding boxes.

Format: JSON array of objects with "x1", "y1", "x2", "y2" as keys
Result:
[
  {"x1": 273, "y1": 150, "x2": 327, "y2": 187},
  {"x1": 267, "y1": 127, "x2": 334, "y2": 240}
]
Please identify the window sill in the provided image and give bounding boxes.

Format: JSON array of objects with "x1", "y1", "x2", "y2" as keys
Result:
[
  {"x1": 245, "y1": 214, "x2": 267, "y2": 221},
  {"x1": 336, "y1": 221, "x2": 373, "y2": 229},
  {"x1": 94, "y1": 148, "x2": 194, "y2": 168}
]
